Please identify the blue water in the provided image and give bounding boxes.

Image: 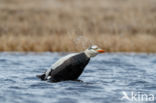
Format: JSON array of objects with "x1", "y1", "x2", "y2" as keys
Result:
[{"x1": 0, "y1": 52, "x2": 156, "y2": 103}]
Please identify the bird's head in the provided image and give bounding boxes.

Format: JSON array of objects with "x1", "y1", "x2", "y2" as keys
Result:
[{"x1": 84, "y1": 45, "x2": 105, "y2": 58}]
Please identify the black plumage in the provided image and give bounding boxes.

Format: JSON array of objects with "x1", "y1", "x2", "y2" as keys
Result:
[
  {"x1": 38, "y1": 53, "x2": 90, "y2": 82},
  {"x1": 50, "y1": 53, "x2": 90, "y2": 82}
]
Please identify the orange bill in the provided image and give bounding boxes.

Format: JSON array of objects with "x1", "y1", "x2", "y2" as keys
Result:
[{"x1": 97, "y1": 49, "x2": 105, "y2": 53}]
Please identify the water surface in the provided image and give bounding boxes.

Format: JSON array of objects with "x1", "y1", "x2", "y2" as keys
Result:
[{"x1": 0, "y1": 52, "x2": 156, "y2": 103}]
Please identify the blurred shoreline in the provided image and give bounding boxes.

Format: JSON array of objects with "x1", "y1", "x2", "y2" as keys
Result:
[{"x1": 0, "y1": 0, "x2": 156, "y2": 52}]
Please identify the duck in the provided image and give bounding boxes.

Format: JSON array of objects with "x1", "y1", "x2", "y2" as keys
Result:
[{"x1": 37, "y1": 45, "x2": 104, "y2": 82}]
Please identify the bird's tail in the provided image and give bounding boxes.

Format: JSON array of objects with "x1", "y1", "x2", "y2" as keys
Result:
[
  {"x1": 37, "y1": 69, "x2": 54, "y2": 80},
  {"x1": 36, "y1": 73, "x2": 46, "y2": 80}
]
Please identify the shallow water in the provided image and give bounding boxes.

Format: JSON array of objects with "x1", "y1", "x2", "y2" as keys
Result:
[{"x1": 0, "y1": 52, "x2": 156, "y2": 103}]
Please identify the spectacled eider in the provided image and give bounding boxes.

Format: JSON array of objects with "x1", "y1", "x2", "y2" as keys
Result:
[{"x1": 37, "y1": 45, "x2": 104, "y2": 82}]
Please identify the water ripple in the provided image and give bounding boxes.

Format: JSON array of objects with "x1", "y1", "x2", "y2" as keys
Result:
[{"x1": 0, "y1": 52, "x2": 156, "y2": 103}]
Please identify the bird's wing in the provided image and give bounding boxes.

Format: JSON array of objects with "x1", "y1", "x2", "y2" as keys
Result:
[
  {"x1": 44, "y1": 53, "x2": 78, "y2": 79},
  {"x1": 51, "y1": 53, "x2": 90, "y2": 81}
]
